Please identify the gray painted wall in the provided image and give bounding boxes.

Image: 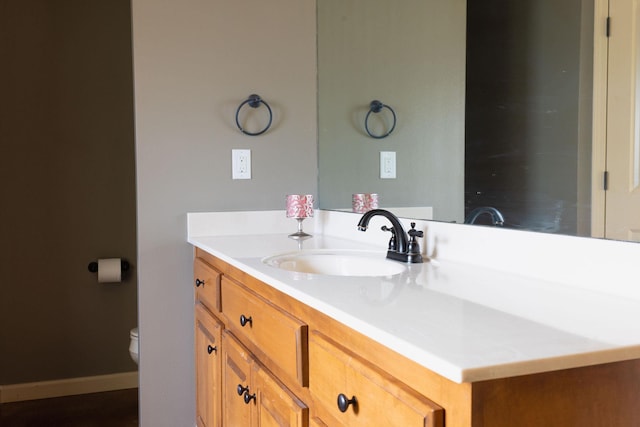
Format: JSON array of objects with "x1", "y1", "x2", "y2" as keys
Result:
[
  {"x1": 131, "y1": 0, "x2": 317, "y2": 425},
  {"x1": 0, "y1": 0, "x2": 137, "y2": 384},
  {"x1": 318, "y1": 0, "x2": 466, "y2": 222}
]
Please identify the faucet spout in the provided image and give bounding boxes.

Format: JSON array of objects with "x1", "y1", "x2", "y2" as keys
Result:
[
  {"x1": 357, "y1": 209, "x2": 408, "y2": 253},
  {"x1": 357, "y1": 209, "x2": 422, "y2": 263}
]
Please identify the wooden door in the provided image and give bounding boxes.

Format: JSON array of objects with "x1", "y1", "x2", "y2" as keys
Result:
[
  {"x1": 605, "y1": 0, "x2": 640, "y2": 241},
  {"x1": 253, "y1": 363, "x2": 309, "y2": 427},
  {"x1": 222, "y1": 332, "x2": 253, "y2": 427},
  {"x1": 195, "y1": 303, "x2": 223, "y2": 427}
]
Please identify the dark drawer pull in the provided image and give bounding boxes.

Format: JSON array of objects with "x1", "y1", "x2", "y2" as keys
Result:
[
  {"x1": 207, "y1": 345, "x2": 217, "y2": 354},
  {"x1": 244, "y1": 392, "x2": 256, "y2": 404},
  {"x1": 195, "y1": 278, "x2": 205, "y2": 287},
  {"x1": 239, "y1": 314, "x2": 253, "y2": 327},
  {"x1": 337, "y1": 393, "x2": 357, "y2": 413},
  {"x1": 237, "y1": 384, "x2": 249, "y2": 396}
]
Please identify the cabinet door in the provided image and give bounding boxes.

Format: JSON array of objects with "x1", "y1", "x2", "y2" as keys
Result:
[
  {"x1": 222, "y1": 331, "x2": 253, "y2": 427},
  {"x1": 253, "y1": 363, "x2": 309, "y2": 427},
  {"x1": 309, "y1": 331, "x2": 444, "y2": 427},
  {"x1": 195, "y1": 303, "x2": 223, "y2": 427}
]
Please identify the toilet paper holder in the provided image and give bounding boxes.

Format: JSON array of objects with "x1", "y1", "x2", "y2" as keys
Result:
[{"x1": 88, "y1": 259, "x2": 130, "y2": 274}]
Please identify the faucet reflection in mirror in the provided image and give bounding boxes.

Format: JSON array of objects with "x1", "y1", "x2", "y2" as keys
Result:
[
  {"x1": 464, "y1": 206, "x2": 505, "y2": 226},
  {"x1": 286, "y1": 194, "x2": 314, "y2": 240}
]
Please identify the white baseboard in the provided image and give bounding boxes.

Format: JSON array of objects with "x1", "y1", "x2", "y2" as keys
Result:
[{"x1": 0, "y1": 371, "x2": 138, "y2": 403}]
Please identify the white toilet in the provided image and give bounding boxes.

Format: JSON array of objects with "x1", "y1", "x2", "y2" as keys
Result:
[{"x1": 129, "y1": 327, "x2": 139, "y2": 365}]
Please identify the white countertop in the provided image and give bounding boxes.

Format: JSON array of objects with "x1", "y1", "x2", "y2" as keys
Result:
[{"x1": 187, "y1": 211, "x2": 640, "y2": 383}]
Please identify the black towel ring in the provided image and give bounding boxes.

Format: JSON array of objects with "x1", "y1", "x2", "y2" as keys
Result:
[
  {"x1": 235, "y1": 94, "x2": 273, "y2": 136},
  {"x1": 364, "y1": 100, "x2": 396, "y2": 139}
]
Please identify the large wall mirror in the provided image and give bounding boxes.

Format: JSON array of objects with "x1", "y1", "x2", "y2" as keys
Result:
[{"x1": 317, "y1": 0, "x2": 627, "y2": 240}]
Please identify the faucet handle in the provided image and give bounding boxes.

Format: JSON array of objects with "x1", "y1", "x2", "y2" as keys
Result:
[
  {"x1": 381, "y1": 225, "x2": 397, "y2": 251},
  {"x1": 407, "y1": 223, "x2": 423, "y2": 258},
  {"x1": 408, "y1": 222, "x2": 424, "y2": 239}
]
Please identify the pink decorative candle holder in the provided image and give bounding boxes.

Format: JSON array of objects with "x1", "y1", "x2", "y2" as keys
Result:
[
  {"x1": 352, "y1": 193, "x2": 379, "y2": 213},
  {"x1": 286, "y1": 194, "x2": 314, "y2": 239}
]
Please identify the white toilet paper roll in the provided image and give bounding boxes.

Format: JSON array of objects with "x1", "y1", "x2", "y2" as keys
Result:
[{"x1": 98, "y1": 258, "x2": 122, "y2": 283}]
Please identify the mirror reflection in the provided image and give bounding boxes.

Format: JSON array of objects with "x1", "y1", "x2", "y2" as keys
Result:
[{"x1": 318, "y1": 0, "x2": 601, "y2": 238}]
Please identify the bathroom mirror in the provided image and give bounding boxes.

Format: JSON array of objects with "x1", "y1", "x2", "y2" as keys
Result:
[{"x1": 318, "y1": 0, "x2": 600, "y2": 238}]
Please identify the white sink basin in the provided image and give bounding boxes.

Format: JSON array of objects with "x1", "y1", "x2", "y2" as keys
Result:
[{"x1": 262, "y1": 250, "x2": 406, "y2": 277}]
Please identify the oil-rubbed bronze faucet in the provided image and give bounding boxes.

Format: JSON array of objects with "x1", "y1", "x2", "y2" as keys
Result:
[{"x1": 357, "y1": 209, "x2": 423, "y2": 263}]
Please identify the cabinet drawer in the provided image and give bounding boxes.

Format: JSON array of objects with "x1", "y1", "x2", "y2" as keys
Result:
[
  {"x1": 309, "y1": 331, "x2": 444, "y2": 427},
  {"x1": 221, "y1": 276, "x2": 308, "y2": 387},
  {"x1": 194, "y1": 258, "x2": 222, "y2": 313}
]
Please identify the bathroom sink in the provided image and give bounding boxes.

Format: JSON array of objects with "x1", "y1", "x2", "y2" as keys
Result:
[{"x1": 262, "y1": 250, "x2": 406, "y2": 277}]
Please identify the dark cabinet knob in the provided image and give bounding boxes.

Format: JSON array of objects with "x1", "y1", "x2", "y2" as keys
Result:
[
  {"x1": 207, "y1": 345, "x2": 217, "y2": 354},
  {"x1": 195, "y1": 278, "x2": 205, "y2": 287},
  {"x1": 237, "y1": 384, "x2": 249, "y2": 396},
  {"x1": 243, "y1": 392, "x2": 256, "y2": 404},
  {"x1": 337, "y1": 393, "x2": 357, "y2": 413},
  {"x1": 239, "y1": 314, "x2": 253, "y2": 327}
]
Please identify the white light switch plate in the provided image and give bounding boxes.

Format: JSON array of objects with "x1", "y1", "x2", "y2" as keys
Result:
[
  {"x1": 232, "y1": 149, "x2": 251, "y2": 179},
  {"x1": 380, "y1": 151, "x2": 396, "y2": 179}
]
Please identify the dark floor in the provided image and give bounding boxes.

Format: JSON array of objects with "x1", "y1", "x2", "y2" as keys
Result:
[{"x1": 0, "y1": 388, "x2": 138, "y2": 427}]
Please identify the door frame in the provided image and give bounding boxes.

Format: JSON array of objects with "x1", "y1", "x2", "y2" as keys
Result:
[{"x1": 591, "y1": 0, "x2": 610, "y2": 238}]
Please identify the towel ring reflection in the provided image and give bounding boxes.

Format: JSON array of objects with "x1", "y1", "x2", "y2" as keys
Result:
[
  {"x1": 235, "y1": 94, "x2": 273, "y2": 136},
  {"x1": 365, "y1": 100, "x2": 396, "y2": 139}
]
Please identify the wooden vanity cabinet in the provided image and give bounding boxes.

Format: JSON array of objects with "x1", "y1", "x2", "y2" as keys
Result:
[{"x1": 194, "y1": 247, "x2": 640, "y2": 426}]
